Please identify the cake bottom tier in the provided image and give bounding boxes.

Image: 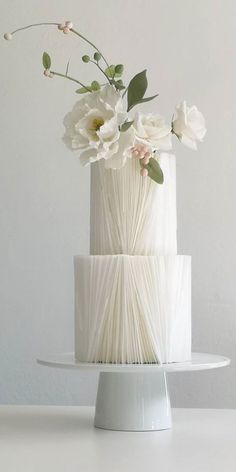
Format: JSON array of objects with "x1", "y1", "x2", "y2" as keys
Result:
[{"x1": 74, "y1": 255, "x2": 191, "y2": 364}]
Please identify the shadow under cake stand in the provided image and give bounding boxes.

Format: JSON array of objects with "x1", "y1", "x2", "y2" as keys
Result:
[{"x1": 37, "y1": 352, "x2": 230, "y2": 432}]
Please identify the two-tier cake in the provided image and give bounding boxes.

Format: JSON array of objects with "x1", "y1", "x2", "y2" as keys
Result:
[
  {"x1": 74, "y1": 154, "x2": 191, "y2": 363},
  {"x1": 4, "y1": 19, "x2": 207, "y2": 365}
]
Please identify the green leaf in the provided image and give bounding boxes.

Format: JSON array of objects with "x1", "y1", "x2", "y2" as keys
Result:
[
  {"x1": 75, "y1": 86, "x2": 92, "y2": 94},
  {"x1": 115, "y1": 64, "x2": 124, "y2": 75},
  {"x1": 120, "y1": 120, "x2": 134, "y2": 132},
  {"x1": 105, "y1": 65, "x2": 123, "y2": 78},
  {"x1": 94, "y1": 52, "x2": 101, "y2": 61},
  {"x1": 145, "y1": 158, "x2": 164, "y2": 184},
  {"x1": 115, "y1": 83, "x2": 126, "y2": 90},
  {"x1": 105, "y1": 65, "x2": 116, "y2": 77},
  {"x1": 82, "y1": 55, "x2": 90, "y2": 63},
  {"x1": 91, "y1": 81, "x2": 100, "y2": 91},
  {"x1": 111, "y1": 79, "x2": 126, "y2": 91},
  {"x1": 127, "y1": 70, "x2": 148, "y2": 112},
  {"x1": 42, "y1": 52, "x2": 51, "y2": 69},
  {"x1": 128, "y1": 94, "x2": 159, "y2": 111}
]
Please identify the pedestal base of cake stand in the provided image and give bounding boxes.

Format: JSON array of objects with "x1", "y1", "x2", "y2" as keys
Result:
[
  {"x1": 37, "y1": 352, "x2": 230, "y2": 432},
  {"x1": 95, "y1": 371, "x2": 171, "y2": 431}
]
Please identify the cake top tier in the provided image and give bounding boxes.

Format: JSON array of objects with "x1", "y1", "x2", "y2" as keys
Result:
[{"x1": 90, "y1": 153, "x2": 177, "y2": 256}]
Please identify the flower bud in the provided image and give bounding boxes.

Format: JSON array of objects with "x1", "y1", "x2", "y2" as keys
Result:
[
  {"x1": 91, "y1": 81, "x2": 100, "y2": 91},
  {"x1": 63, "y1": 26, "x2": 70, "y2": 34},
  {"x1": 57, "y1": 24, "x2": 64, "y2": 31},
  {"x1": 82, "y1": 55, "x2": 90, "y2": 63},
  {"x1": 115, "y1": 64, "x2": 124, "y2": 74},
  {"x1": 65, "y1": 21, "x2": 73, "y2": 29},
  {"x1": 4, "y1": 32, "x2": 12, "y2": 40},
  {"x1": 140, "y1": 168, "x2": 148, "y2": 177},
  {"x1": 94, "y1": 52, "x2": 101, "y2": 62}
]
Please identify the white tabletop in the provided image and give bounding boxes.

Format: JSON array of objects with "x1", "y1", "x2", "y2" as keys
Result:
[{"x1": 0, "y1": 406, "x2": 235, "y2": 472}]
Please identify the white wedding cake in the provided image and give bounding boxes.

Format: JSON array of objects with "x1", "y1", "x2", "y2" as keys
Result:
[
  {"x1": 74, "y1": 154, "x2": 191, "y2": 363},
  {"x1": 4, "y1": 18, "x2": 207, "y2": 365}
]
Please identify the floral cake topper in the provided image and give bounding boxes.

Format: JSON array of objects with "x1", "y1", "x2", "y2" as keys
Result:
[{"x1": 4, "y1": 21, "x2": 207, "y2": 183}]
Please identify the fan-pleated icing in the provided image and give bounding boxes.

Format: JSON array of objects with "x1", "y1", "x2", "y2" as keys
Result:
[
  {"x1": 74, "y1": 152, "x2": 192, "y2": 364},
  {"x1": 90, "y1": 154, "x2": 177, "y2": 255},
  {"x1": 74, "y1": 255, "x2": 191, "y2": 364}
]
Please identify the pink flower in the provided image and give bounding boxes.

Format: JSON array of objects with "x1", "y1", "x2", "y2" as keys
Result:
[
  {"x1": 58, "y1": 21, "x2": 73, "y2": 34},
  {"x1": 131, "y1": 144, "x2": 151, "y2": 161}
]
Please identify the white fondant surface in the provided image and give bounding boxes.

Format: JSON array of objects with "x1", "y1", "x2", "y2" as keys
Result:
[
  {"x1": 90, "y1": 154, "x2": 177, "y2": 255},
  {"x1": 74, "y1": 254, "x2": 191, "y2": 364}
]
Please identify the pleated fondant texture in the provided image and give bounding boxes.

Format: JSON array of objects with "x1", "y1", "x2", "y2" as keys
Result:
[
  {"x1": 90, "y1": 154, "x2": 177, "y2": 255},
  {"x1": 74, "y1": 255, "x2": 191, "y2": 364}
]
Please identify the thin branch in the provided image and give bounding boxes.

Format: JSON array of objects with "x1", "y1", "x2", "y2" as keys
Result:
[
  {"x1": 122, "y1": 86, "x2": 128, "y2": 98},
  {"x1": 9, "y1": 22, "x2": 110, "y2": 69},
  {"x1": 11, "y1": 22, "x2": 59, "y2": 34},
  {"x1": 70, "y1": 28, "x2": 110, "y2": 68},
  {"x1": 7, "y1": 21, "x2": 111, "y2": 84},
  {"x1": 51, "y1": 71, "x2": 91, "y2": 91},
  {"x1": 89, "y1": 60, "x2": 111, "y2": 84}
]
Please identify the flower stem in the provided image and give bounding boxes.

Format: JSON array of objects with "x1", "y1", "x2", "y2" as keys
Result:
[
  {"x1": 70, "y1": 28, "x2": 110, "y2": 68},
  {"x1": 89, "y1": 60, "x2": 111, "y2": 84},
  {"x1": 51, "y1": 71, "x2": 91, "y2": 91},
  {"x1": 10, "y1": 22, "x2": 110, "y2": 68},
  {"x1": 8, "y1": 21, "x2": 110, "y2": 85},
  {"x1": 122, "y1": 86, "x2": 128, "y2": 98},
  {"x1": 11, "y1": 22, "x2": 59, "y2": 34}
]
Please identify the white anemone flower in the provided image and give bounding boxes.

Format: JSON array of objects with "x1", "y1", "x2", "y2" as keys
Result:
[{"x1": 63, "y1": 85, "x2": 133, "y2": 168}]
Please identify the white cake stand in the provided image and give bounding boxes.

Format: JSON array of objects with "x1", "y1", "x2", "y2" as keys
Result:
[{"x1": 37, "y1": 352, "x2": 230, "y2": 432}]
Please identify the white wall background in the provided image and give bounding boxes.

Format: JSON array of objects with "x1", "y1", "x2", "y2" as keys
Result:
[{"x1": 0, "y1": 0, "x2": 235, "y2": 407}]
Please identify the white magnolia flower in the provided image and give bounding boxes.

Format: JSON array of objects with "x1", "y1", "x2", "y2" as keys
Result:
[
  {"x1": 63, "y1": 85, "x2": 128, "y2": 167},
  {"x1": 172, "y1": 101, "x2": 207, "y2": 150},
  {"x1": 133, "y1": 113, "x2": 172, "y2": 151}
]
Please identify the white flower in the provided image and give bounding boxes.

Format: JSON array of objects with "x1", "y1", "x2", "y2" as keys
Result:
[
  {"x1": 63, "y1": 85, "x2": 128, "y2": 167},
  {"x1": 65, "y1": 21, "x2": 73, "y2": 29},
  {"x1": 133, "y1": 113, "x2": 172, "y2": 151},
  {"x1": 172, "y1": 101, "x2": 207, "y2": 150},
  {"x1": 104, "y1": 127, "x2": 135, "y2": 169}
]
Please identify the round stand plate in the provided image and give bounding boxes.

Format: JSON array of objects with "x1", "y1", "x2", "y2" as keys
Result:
[
  {"x1": 37, "y1": 353, "x2": 230, "y2": 432},
  {"x1": 37, "y1": 352, "x2": 230, "y2": 372}
]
